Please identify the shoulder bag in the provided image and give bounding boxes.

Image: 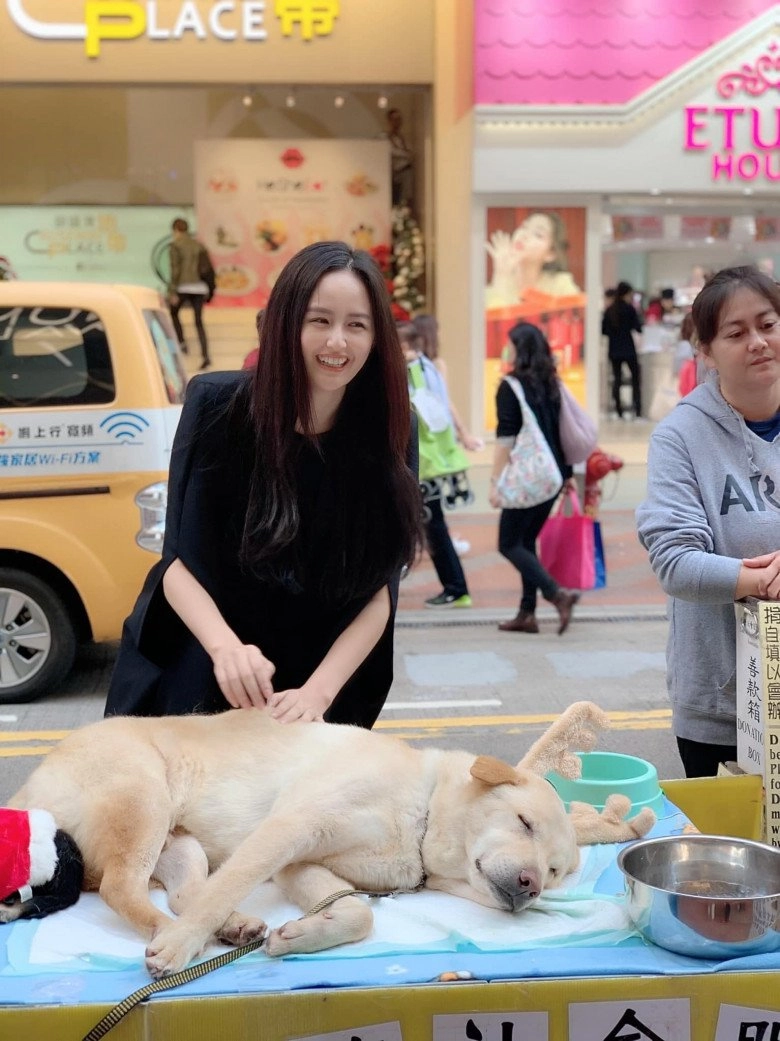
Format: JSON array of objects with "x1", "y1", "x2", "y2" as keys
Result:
[
  {"x1": 558, "y1": 381, "x2": 598, "y2": 465},
  {"x1": 495, "y1": 376, "x2": 563, "y2": 509}
]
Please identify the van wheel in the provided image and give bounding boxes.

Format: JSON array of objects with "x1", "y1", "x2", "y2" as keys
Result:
[{"x1": 0, "y1": 570, "x2": 77, "y2": 703}]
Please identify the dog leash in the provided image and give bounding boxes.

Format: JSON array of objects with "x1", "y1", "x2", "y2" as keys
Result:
[{"x1": 78, "y1": 887, "x2": 391, "y2": 1041}]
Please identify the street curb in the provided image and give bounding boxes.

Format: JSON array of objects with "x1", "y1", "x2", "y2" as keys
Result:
[{"x1": 396, "y1": 604, "x2": 668, "y2": 628}]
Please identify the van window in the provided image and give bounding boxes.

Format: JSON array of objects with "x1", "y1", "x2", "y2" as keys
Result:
[
  {"x1": 144, "y1": 309, "x2": 187, "y2": 405},
  {"x1": 0, "y1": 307, "x2": 115, "y2": 407}
]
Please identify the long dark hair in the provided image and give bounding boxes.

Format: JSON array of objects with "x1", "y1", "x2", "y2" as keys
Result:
[
  {"x1": 692, "y1": 265, "x2": 780, "y2": 348},
  {"x1": 238, "y1": 240, "x2": 422, "y2": 602},
  {"x1": 507, "y1": 322, "x2": 560, "y2": 402}
]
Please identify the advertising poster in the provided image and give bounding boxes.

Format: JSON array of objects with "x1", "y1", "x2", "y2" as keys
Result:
[
  {"x1": 0, "y1": 206, "x2": 193, "y2": 286},
  {"x1": 195, "y1": 139, "x2": 391, "y2": 309},
  {"x1": 484, "y1": 207, "x2": 587, "y2": 429}
]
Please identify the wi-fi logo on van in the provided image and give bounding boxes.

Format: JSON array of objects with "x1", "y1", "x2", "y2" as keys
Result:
[{"x1": 99, "y1": 412, "x2": 150, "y2": 441}]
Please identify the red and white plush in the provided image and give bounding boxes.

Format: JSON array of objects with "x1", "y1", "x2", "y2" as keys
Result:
[{"x1": 0, "y1": 808, "x2": 59, "y2": 905}]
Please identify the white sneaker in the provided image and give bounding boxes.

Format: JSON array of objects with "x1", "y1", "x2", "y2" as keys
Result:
[{"x1": 452, "y1": 537, "x2": 471, "y2": 556}]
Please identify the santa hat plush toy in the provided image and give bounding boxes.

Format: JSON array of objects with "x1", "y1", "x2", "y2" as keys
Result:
[{"x1": 0, "y1": 808, "x2": 83, "y2": 922}]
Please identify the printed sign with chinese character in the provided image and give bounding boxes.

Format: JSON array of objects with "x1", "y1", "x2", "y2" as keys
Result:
[
  {"x1": 736, "y1": 598, "x2": 780, "y2": 846},
  {"x1": 570, "y1": 999, "x2": 690, "y2": 1041},
  {"x1": 715, "y1": 1003, "x2": 780, "y2": 1041},
  {"x1": 433, "y1": 1011, "x2": 548, "y2": 1041},
  {"x1": 288, "y1": 1024, "x2": 401, "y2": 1041}
]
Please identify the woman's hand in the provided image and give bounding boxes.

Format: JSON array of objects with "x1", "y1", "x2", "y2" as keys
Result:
[
  {"x1": 743, "y1": 551, "x2": 780, "y2": 599},
  {"x1": 485, "y1": 230, "x2": 519, "y2": 297},
  {"x1": 460, "y1": 432, "x2": 484, "y2": 452},
  {"x1": 267, "y1": 684, "x2": 331, "y2": 724},
  {"x1": 211, "y1": 643, "x2": 276, "y2": 709},
  {"x1": 488, "y1": 482, "x2": 502, "y2": 510}
]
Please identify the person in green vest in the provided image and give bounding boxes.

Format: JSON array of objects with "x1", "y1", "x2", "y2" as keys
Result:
[{"x1": 399, "y1": 322, "x2": 475, "y2": 608}]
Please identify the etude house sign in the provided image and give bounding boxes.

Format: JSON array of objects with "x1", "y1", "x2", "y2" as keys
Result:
[
  {"x1": 685, "y1": 42, "x2": 780, "y2": 184},
  {"x1": 5, "y1": 0, "x2": 339, "y2": 57}
]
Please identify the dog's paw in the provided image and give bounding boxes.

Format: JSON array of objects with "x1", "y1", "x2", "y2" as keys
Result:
[
  {"x1": 216, "y1": 912, "x2": 267, "y2": 947},
  {"x1": 264, "y1": 918, "x2": 310, "y2": 957},
  {"x1": 0, "y1": 904, "x2": 24, "y2": 925},
  {"x1": 145, "y1": 922, "x2": 205, "y2": 979},
  {"x1": 266, "y1": 899, "x2": 373, "y2": 956}
]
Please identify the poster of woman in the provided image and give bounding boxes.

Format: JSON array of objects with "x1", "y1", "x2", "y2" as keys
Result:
[{"x1": 484, "y1": 207, "x2": 587, "y2": 428}]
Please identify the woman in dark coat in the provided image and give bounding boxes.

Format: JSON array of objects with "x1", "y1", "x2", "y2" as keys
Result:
[
  {"x1": 105, "y1": 241, "x2": 422, "y2": 727},
  {"x1": 602, "y1": 280, "x2": 643, "y2": 419},
  {"x1": 488, "y1": 322, "x2": 579, "y2": 636}
]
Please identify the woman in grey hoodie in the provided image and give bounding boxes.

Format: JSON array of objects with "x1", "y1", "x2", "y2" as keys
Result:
[{"x1": 637, "y1": 266, "x2": 780, "y2": 777}]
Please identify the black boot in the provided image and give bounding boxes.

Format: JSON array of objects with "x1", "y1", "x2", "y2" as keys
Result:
[
  {"x1": 552, "y1": 590, "x2": 580, "y2": 635},
  {"x1": 498, "y1": 610, "x2": 539, "y2": 634}
]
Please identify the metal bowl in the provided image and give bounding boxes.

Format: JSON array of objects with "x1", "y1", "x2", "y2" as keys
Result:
[{"x1": 617, "y1": 834, "x2": 780, "y2": 959}]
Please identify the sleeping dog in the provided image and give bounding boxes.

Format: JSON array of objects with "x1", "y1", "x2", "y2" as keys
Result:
[{"x1": 5, "y1": 701, "x2": 654, "y2": 978}]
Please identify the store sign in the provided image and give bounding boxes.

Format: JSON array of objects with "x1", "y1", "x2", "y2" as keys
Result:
[
  {"x1": 0, "y1": 205, "x2": 193, "y2": 284},
  {"x1": 684, "y1": 42, "x2": 780, "y2": 183},
  {"x1": 5, "y1": 0, "x2": 339, "y2": 58}
]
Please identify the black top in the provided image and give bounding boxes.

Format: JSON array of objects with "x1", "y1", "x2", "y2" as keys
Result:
[
  {"x1": 496, "y1": 377, "x2": 571, "y2": 479},
  {"x1": 602, "y1": 300, "x2": 643, "y2": 361},
  {"x1": 105, "y1": 371, "x2": 412, "y2": 728}
]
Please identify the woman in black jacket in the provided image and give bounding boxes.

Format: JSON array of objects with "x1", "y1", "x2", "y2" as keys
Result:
[
  {"x1": 488, "y1": 322, "x2": 579, "y2": 636},
  {"x1": 105, "y1": 241, "x2": 422, "y2": 727},
  {"x1": 602, "y1": 280, "x2": 643, "y2": 419}
]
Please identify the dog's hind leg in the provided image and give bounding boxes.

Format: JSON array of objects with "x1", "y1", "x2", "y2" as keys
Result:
[
  {"x1": 265, "y1": 863, "x2": 373, "y2": 956},
  {"x1": 153, "y1": 832, "x2": 208, "y2": 914},
  {"x1": 146, "y1": 816, "x2": 333, "y2": 976},
  {"x1": 92, "y1": 796, "x2": 175, "y2": 940},
  {"x1": 153, "y1": 832, "x2": 267, "y2": 947}
]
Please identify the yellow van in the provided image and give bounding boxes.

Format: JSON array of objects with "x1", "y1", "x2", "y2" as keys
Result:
[{"x1": 0, "y1": 282, "x2": 187, "y2": 702}]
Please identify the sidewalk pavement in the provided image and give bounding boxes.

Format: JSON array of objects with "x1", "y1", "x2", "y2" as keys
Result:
[{"x1": 398, "y1": 427, "x2": 667, "y2": 625}]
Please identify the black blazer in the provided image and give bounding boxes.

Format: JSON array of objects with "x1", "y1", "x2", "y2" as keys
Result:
[{"x1": 105, "y1": 371, "x2": 417, "y2": 727}]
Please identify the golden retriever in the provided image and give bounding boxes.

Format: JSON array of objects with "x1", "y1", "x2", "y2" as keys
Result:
[{"x1": 6, "y1": 701, "x2": 654, "y2": 978}]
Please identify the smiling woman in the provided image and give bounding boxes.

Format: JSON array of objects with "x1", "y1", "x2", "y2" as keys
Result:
[
  {"x1": 105, "y1": 241, "x2": 423, "y2": 728},
  {"x1": 301, "y1": 270, "x2": 375, "y2": 431},
  {"x1": 637, "y1": 265, "x2": 780, "y2": 778}
]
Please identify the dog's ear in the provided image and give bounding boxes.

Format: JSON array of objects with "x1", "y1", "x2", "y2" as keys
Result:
[
  {"x1": 569, "y1": 795, "x2": 656, "y2": 846},
  {"x1": 516, "y1": 701, "x2": 609, "y2": 778},
  {"x1": 470, "y1": 756, "x2": 524, "y2": 788}
]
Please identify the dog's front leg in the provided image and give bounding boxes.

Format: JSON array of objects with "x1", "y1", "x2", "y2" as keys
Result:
[
  {"x1": 266, "y1": 863, "x2": 373, "y2": 956},
  {"x1": 145, "y1": 818, "x2": 316, "y2": 978}
]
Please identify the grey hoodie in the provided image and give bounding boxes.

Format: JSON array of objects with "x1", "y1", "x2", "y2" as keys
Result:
[{"x1": 636, "y1": 377, "x2": 780, "y2": 747}]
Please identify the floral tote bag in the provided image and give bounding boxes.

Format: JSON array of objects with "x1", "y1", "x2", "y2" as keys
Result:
[{"x1": 495, "y1": 377, "x2": 563, "y2": 509}]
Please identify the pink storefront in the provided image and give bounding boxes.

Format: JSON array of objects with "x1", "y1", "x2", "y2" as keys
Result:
[{"x1": 472, "y1": 0, "x2": 780, "y2": 429}]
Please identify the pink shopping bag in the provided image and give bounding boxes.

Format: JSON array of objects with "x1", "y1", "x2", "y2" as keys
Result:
[{"x1": 538, "y1": 488, "x2": 596, "y2": 590}]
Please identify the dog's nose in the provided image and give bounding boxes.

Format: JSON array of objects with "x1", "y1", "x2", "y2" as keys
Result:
[{"x1": 518, "y1": 870, "x2": 540, "y2": 899}]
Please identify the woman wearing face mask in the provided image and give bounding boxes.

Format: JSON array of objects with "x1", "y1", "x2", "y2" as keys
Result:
[
  {"x1": 106, "y1": 242, "x2": 422, "y2": 727},
  {"x1": 637, "y1": 265, "x2": 780, "y2": 777}
]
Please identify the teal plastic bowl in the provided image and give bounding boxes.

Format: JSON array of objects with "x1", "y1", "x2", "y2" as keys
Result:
[{"x1": 547, "y1": 751, "x2": 665, "y2": 817}]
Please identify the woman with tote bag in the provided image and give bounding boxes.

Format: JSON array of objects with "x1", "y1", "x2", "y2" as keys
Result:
[{"x1": 488, "y1": 322, "x2": 580, "y2": 635}]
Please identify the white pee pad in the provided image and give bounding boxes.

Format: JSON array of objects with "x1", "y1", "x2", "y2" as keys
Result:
[{"x1": 18, "y1": 841, "x2": 632, "y2": 972}]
